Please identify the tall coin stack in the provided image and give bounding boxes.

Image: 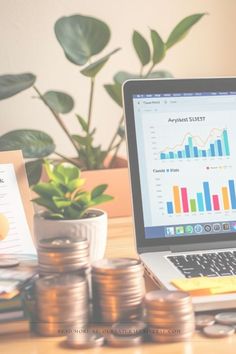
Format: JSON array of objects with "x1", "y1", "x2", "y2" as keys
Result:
[
  {"x1": 145, "y1": 290, "x2": 195, "y2": 343},
  {"x1": 35, "y1": 274, "x2": 89, "y2": 336},
  {"x1": 37, "y1": 235, "x2": 89, "y2": 275},
  {"x1": 92, "y1": 258, "x2": 145, "y2": 324}
]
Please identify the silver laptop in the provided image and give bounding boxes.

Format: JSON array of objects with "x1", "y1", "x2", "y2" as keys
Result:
[{"x1": 123, "y1": 78, "x2": 236, "y2": 311}]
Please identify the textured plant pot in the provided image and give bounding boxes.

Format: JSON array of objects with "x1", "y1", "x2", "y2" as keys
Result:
[{"x1": 34, "y1": 209, "x2": 107, "y2": 262}]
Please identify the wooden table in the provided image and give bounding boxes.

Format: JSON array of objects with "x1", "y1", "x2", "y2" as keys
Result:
[{"x1": 1, "y1": 217, "x2": 236, "y2": 354}]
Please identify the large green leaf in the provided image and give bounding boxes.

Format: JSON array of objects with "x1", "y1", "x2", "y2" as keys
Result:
[
  {"x1": 76, "y1": 114, "x2": 88, "y2": 132},
  {"x1": 33, "y1": 182, "x2": 63, "y2": 198},
  {"x1": 148, "y1": 70, "x2": 173, "y2": 78},
  {"x1": 132, "y1": 31, "x2": 151, "y2": 66},
  {"x1": 0, "y1": 73, "x2": 36, "y2": 100},
  {"x1": 0, "y1": 130, "x2": 55, "y2": 158},
  {"x1": 114, "y1": 71, "x2": 140, "y2": 84},
  {"x1": 151, "y1": 30, "x2": 165, "y2": 65},
  {"x1": 166, "y1": 13, "x2": 206, "y2": 49},
  {"x1": 55, "y1": 14, "x2": 111, "y2": 65},
  {"x1": 104, "y1": 82, "x2": 122, "y2": 107},
  {"x1": 54, "y1": 163, "x2": 79, "y2": 182},
  {"x1": 43, "y1": 91, "x2": 74, "y2": 114},
  {"x1": 81, "y1": 48, "x2": 120, "y2": 77},
  {"x1": 25, "y1": 159, "x2": 43, "y2": 186}
]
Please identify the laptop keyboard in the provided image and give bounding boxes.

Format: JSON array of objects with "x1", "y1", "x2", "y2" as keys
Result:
[{"x1": 167, "y1": 251, "x2": 236, "y2": 278}]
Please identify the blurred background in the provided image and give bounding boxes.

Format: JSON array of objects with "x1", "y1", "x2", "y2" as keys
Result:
[{"x1": 1, "y1": 0, "x2": 236, "y2": 157}]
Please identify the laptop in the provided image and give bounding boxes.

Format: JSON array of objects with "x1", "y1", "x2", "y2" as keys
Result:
[{"x1": 123, "y1": 78, "x2": 236, "y2": 311}]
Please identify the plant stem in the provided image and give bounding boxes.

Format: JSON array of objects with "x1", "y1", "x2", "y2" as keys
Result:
[
  {"x1": 87, "y1": 78, "x2": 95, "y2": 131},
  {"x1": 33, "y1": 85, "x2": 79, "y2": 155},
  {"x1": 108, "y1": 138, "x2": 123, "y2": 168},
  {"x1": 145, "y1": 63, "x2": 155, "y2": 78},
  {"x1": 54, "y1": 152, "x2": 81, "y2": 167},
  {"x1": 104, "y1": 114, "x2": 124, "y2": 158},
  {"x1": 139, "y1": 65, "x2": 144, "y2": 77}
]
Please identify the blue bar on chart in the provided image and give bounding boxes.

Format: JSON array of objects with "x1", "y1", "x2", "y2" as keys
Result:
[
  {"x1": 167, "y1": 202, "x2": 174, "y2": 214},
  {"x1": 197, "y1": 192, "x2": 204, "y2": 212},
  {"x1": 229, "y1": 180, "x2": 236, "y2": 209},
  {"x1": 160, "y1": 129, "x2": 230, "y2": 160},
  {"x1": 203, "y1": 182, "x2": 212, "y2": 211}
]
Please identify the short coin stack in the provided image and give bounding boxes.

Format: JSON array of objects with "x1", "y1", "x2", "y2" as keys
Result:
[
  {"x1": 145, "y1": 290, "x2": 195, "y2": 343},
  {"x1": 37, "y1": 235, "x2": 89, "y2": 275},
  {"x1": 92, "y1": 258, "x2": 145, "y2": 323},
  {"x1": 35, "y1": 274, "x2": 89, "y2": 336}
]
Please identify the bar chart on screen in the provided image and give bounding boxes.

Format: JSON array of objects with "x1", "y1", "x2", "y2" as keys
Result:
[
  {"x1": 166, "y1": 179, "x2": 236, "y2": 215},
  {"x1": 159, "y1": 128, "x2": 230, "y2": 160}
]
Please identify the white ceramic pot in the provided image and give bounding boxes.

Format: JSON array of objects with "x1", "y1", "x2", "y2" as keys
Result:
[{"x1": 34, "y1": 209, "x2": 108, "y2": 263}]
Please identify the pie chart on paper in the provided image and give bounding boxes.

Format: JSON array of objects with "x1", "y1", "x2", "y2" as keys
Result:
[{"x1": 0, "y1": 214, "x2": 9, "y2": 241}]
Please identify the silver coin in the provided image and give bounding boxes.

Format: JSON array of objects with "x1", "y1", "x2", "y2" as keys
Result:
[
  {"x1": 106, "y1": 334, "x2": 142, "y2": 347},
  {"x1": 38, "y1": 235, "x2": 88, "y2": 249},
  {"x1": 203, "y1": 324, "x2": 235, "y2": 338},
  {"x1": 66, "y1": 333, "x2": 104, "y2": 349},
  {"x1": 215, "y1": 312, "x2": 236, "y2": 325},
  {"x1": 0, "y1": 257, "x2": 20, "y2": 268},
  {"x1": 195, "y1": 314, "x2": 215, "y2": 329}
]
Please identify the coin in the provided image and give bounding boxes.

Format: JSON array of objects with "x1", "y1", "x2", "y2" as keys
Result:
[
  {"x1": 195, "y1": 314, "x2": 215, "y2": 329},
  {"x1": 215, "y1": 312, "x2": 236, "y2": 325},
  {"x1": 38, "y1": 235, "x2": 88, "y2": 249},
  {"x1": 92, "y1": 258, "x2": 142, "y2": 274},
  {"x1": 145, "y1": 290, "x2": 191, "y2": 307},
  {"x1": 106, "y1": 334, "x2": 143, "y2": 347},
  {"x1": 112, "y1": 321, "x2": 147, "y2": 336},
  {"x1": 66, "y1": 333, "x2": 104, "y2": 349},
  {"x1": 203, "y1": 324, "x2": 235, "y2": 338},
  {"x1": 0, "y1": 257, "x2": 19, "y2": 268}
]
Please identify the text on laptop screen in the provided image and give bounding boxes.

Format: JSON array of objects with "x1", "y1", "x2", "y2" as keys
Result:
[{"x1": 133, "y1": 91, "x2": 236, "y2": 239}]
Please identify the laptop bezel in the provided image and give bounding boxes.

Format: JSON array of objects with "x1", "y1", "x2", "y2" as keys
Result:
[{"x1": 123, "y1": 77, "x2": 236, "y2": 251}]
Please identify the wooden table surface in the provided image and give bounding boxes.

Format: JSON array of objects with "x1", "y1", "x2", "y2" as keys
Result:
[{"x1": 1, "y1": 217, "x2": 236, "y2": 354}]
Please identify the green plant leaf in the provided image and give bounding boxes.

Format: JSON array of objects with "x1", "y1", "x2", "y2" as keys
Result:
[
  {"x1": 91, "y1": 194, "x2": 113, "y2": 205},
  {"x1": 32, "y1": 182, "x2": 63, "y2": 198},
  {"x1": 80, "y1": 48, "x2": 120, "y2": 77},
  {"x1": 43, "y1": 91, "x2": 74, "y2": 114},
  {"x1": 54, "y1": 14, "x2": 111, "y2": 65},
  {"x1": 166, "y1": 13, "x2": 206, "y2": 49},
  {"x1": 0, "y1": 73, "x2": 36, "y2": 100},
  {"x1": 72, "y1": 134, "x2": 92, "y2": 146},
  {"x1": 114, "y1": 71, "x2": 140, "y2": 84},
  {"x1": 32, "y1": 197, "x2": 60, "y2": 213},
  {"x1": 67, "y1": 178, "x2": 85, "y2": 192},
  {"x1": 25, "y1": 159, "x2": 43, "y2": 186},
  {"x1": 151, "y1": 30, "x2": 165, "y2": 65},
  {"x1": 54, "y1": 163, "x2": 79, "y2": 183},
  {"x1": 104, "y1": 83, "x2": 122, "y2": 107},
  {"x1": 52, "y1": 196, "x2": 72, "y2": 208},
  {"x1": 132, "y1": 31, "x2": 151, "y2": 66},
  {"x1": 0, "y1": 130, "x2": 55, "y2": 158},
  {"x1": 91, "y1": 184, "x2": 108, "y2": 199},
  {"x1": 45, "y1": 213, "x2": 64, "y2": 220},
  {"x1": 147, "y1": 70, "x2": 173, "y2": 78},
  {"x1": 76, "y1": 114, "x2": 88, "y2": 132}
]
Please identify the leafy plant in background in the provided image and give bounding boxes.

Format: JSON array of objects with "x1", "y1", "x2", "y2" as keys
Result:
[
  {"x1": 0, "y1": 13, "x2": 205, "y2": 185},
  {"x1": 32, "y1": 160, "x2": 113, "y2": 220}
]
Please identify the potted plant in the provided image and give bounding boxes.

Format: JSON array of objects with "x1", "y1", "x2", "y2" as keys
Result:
[
  {"x1": 0, "y1": 13, "x2": 205, "y2": 217},
  {"x1": 32, "y1": 160, "x2": 113, "y2": 262}
]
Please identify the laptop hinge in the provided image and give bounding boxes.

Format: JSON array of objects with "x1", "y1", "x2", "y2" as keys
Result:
[{"x1": 169, "y1": 240, "x2": 236, "y2": 253}]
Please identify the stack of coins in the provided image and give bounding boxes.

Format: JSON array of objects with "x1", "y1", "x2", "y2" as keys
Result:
[
  {"x1": 35, "y1": 274, "x2": 89, "y2": 336},
  {"x1": 145, "y1": 290, "x2": 195, "y2": 343},
  {"x1": 37, "y1": 235, "x2": 89, "y2": 275},
  {"x1": 92, "y1": 258, "x2": 145, "y2": 324}
]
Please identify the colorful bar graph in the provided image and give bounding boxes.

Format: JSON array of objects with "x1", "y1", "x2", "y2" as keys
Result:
[
  {"x1": 160, "y1": 129, "x2": 230, "y2": 160},
  {"x1": 166, "y1": 179, "x2": 236, "y2": 214},
  {"x1": 222, "y1": 187, "x2": 230, "y2": 210}
]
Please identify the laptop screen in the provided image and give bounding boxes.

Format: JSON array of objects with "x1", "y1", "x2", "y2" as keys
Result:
[{"x1": 132, "y1": 91, "x2": 236, "y2": 240}]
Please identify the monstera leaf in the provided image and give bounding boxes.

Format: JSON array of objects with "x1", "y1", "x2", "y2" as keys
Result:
[
  {"x1": 55, "y1": 14, "x2": 111, "y2": 65},
  {"x1": 0, "y1": 130, "x2": 55, "y2": 158},
  {"x1": 43, "y1": 91, "x2": 74, "y2": 114},
  {"x1": 0, "y1": 73, "x2": 36, "y2": 100}
]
